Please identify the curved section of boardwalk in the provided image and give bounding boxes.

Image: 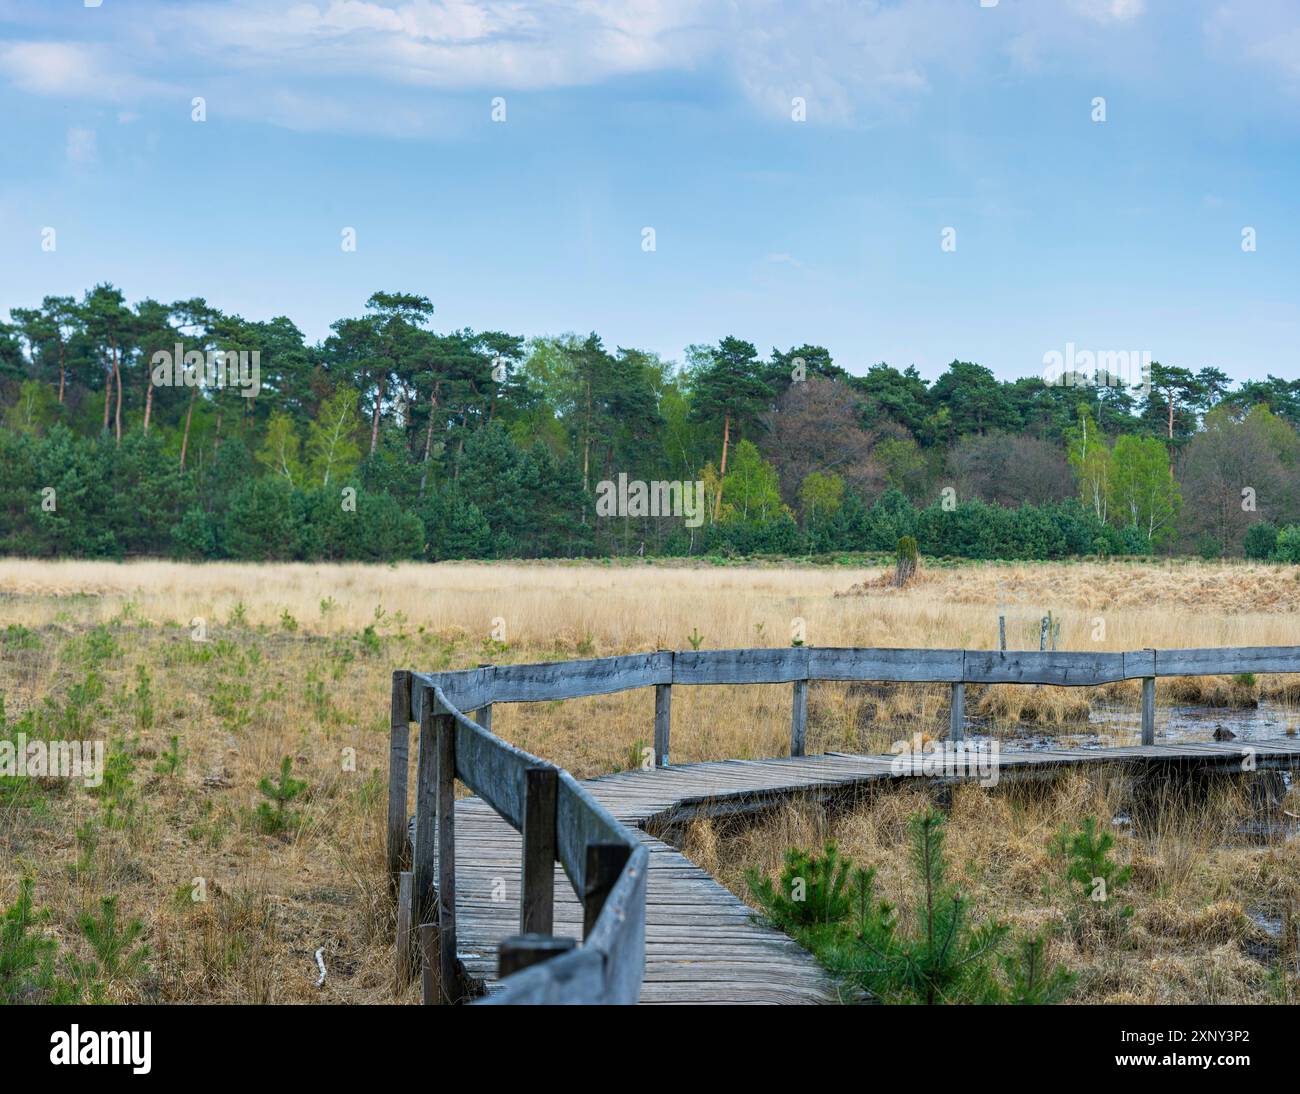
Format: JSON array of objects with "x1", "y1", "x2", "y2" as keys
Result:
[
  {"x1": 453, "y1": 798, "x2": 837, "y2": 1003},
  {"x1": 447, "y1": 739, "x2": 1300, "y2": 1004}
]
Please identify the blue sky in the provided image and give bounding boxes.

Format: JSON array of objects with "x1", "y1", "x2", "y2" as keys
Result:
[{"x1": 0, "y1": 0, "x2": 1297, "y2": 384}]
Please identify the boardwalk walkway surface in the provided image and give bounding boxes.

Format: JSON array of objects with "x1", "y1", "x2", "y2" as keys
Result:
[{"x1": 441, "y1": 737, "x2": 1300, "y2": 1004}]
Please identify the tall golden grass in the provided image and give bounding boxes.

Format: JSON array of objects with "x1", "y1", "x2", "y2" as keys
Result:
[
  {"x1": 3, "y1": 556, "x2": 1299, "y2": 646},
  {"x1": 687, "y1": 772, "x2": 1299, "y2": 1004},
  {"x1": 0, "y1": 557, "x2": 1296, "y2": 1003}
]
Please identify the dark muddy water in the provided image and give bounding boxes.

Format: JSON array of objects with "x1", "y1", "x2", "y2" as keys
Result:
[{"x1": 969, "y1": 699, "x2": 1299, "y2": 753}]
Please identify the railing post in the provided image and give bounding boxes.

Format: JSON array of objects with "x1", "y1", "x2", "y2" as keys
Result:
[
  {"x1": 419, "y1": 923, "x2": 439, "y2": 1005},
  {"x1": 998, "y1": 616, "x2": 1006, "y2": 651},
  {"x1": 498, "y1": 934, "x2": 576, "y2": 979},
  {"x1": 949, "y1": 681, "x2": 965, "y2": 742},
  {"x1": 395, "y1": 871, "x2": 414, "y2": 989},
  {"x1": 791, "y1": 679, "x2": 808, "y2": 757},
  {"x1": 1141, "y1": 676, "x2": 1156, "y2": 745},
  {"x1": 473, "y1": 662, "x2": 493, "y2": 731},
  {"x1": 387, "y1": 670, "x2": 412, "y2": 886},
  {"x1": 1039, "y1": 617, "x2": 1049, "y2": 651},
  {"x1": 436, "y1": 709, "x2": 459, "y2": 1002},
  {"x1": 654, "y1": 682, "x2": 672, "y2": 768},
  {"x1": 411, "y1": 686, "x2": 438, "y2": 930},
  {"x1": 582, "y1": 843, "x2": 631, "y2": 940},
  {"x1": 520, "y1": 766, "x2": 557, "y2": 935}
]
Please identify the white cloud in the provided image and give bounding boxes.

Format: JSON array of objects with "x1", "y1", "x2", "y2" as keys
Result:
[
  {"x1": 0, "y1": 40, "x2": 174, "y2": 99},
  {"x1": 2, "y1": 0, "x2": 1299, "y2": 138},
  {"x1": 165, "y1": 0, "x2": 713, "y2": 90},
  {"x1": 1205, "y1": 1, "x2": 1300, "y2": 86},
  {"x1": 1070, "y1": 0, "x2": 1145, "y2": 24}
]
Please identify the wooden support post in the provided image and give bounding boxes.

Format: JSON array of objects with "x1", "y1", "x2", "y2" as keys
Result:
[
  {"x1": 949, "y1": 681, "x2": 965, "y2": 742},
  {"x1": 498, "y1": 934, "x2": 576, "y2": 979},
  {"x1": 998, "y1": 616, "x2": 1006, "y2": 651},
  {"x1": 419, "y1": 923, "x2": 439, "y2": 1005},
  {"x1": 410, "y1": 687, "x2": 438, "y2": 930},
  {"x1": 395, "y1": 871, "x2": 413, "y2": 988},
  {"x1": 582, "y1": 843, "x2": 630, "y2": 940},
  {"x1": 1141, "y1": 676, "x2": 1156, "y2": 745},
  {"x1": 520, "y1": 766, "x2": 557, "y2": 935},
  {"x1": 654, "y1": 683, "x2": 671, "y2": 768},
  {"x1": 1039, "y1": 617, "x2": 1049, "y2": 652},
  {"x1": 386, "y1": 671, "x2": 411, "y2": 886},
  {"x1": 436, "y1": 710, "x2": 459, "y2": 1002},
  {"x1": 474, "y1": 662, "x2": 494, "y2": 731},
  {"x1": 791, "y1": 678, "x2": 808, "y2": 757}
]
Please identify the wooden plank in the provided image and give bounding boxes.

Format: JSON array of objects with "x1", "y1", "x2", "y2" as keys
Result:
[
  {"x1": 1124, "y1": 649, "x2": 1156, "y2": 679},
  {"x1": 962, "y1": 650, "x2": 1127, "y2": 686},
  {"x1": 410, "y1": 687, "x2": 438, "y2": 929},
  {"x1": 1155, "y1": 646, "x2": 1300, "y2": 677},
  {"x1": 387, "y1": 670, "x2": 411, "y2": 883},
  {"x1": 520, "y1": 766, "x2": 557, "y2": 935},
  {"x1": 436, "y1": 710, "x2": 459, "y2": 1003},
  {"x1": 790, "y1": 679, "x2": 808, "y2": 757},
  {"x1": 410, "y1": 668, "x2": 494, "y2": 721},
  {"x1": 674, "y1": 647, "x2": 809, "y2": 685},
  {"x1": 490, "y1": 652, "x2": 671, "y2": 703},
  {"x1": 808, "y1": 647, "x2": 964, "y2": 682},
  {"x1": 554, "y1": 771, "x2": 635, "y2": 894},
  {"x1": 395, "y1": 871, "x2": 413, "y2": 988},
  {"x1": 1141, "y1": 676, "x2": 1156, "y2": 745},
  {"x1": 949, "y1": 681, "x2": 965, "y2": 741},
  {"x1": 419, "y1": 923, "x2": 438, "y2": 1005},
  {"x1": 473, "y1": 663, "x2": 495, "y2": 731},
  {"x1": 417, "y1": 646, "x2": 1300, "y2": 719},
  {"x1": 654, "y1": 681, "x2": 672, "y2": 768},
  {"x1": 474, "y1": 945, "x2": 604, "y2": 1005},
  {"x1": 584, "y1": 843, "x2": 648, "y2": 1004},
  {"x1": 583, "y1": 842, "x2": 632, "y2": 940},
  {"x1": 451, "y1": 708, "x2": 535, "y2": 829},
  {"x1": 498, "y1": 934, "x2": 576, "y2": 979}
]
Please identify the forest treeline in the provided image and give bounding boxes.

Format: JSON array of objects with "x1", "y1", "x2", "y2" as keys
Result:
[{"x1": 3, "y1": 285, "x2": 1300, "y2": 563}]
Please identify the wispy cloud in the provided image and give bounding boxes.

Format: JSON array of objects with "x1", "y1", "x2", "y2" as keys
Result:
[
  {"x1": 1, "y1": 0, "x2": 1298, "y2": 138},
  {"x1": 1205, "y1": 0, "x2": 1300, "y2": 88},
  {"x1": 166, "y1": 0, "x2": 714, "y2": 91},
  {"x1": 0, "y1": 40, "x2": 173, "y2": 99},
  {"x1": 1069, "y1": 0, "x2": 1146, "y2": 25}
]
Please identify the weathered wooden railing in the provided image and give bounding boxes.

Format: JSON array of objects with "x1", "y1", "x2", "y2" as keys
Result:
[
  {"x1": 387, "y1": 645, "x2": 1300, "y2": 1003},
  {"x1": 387, "y1": 671, "x2": 647, "y2": 1004}
]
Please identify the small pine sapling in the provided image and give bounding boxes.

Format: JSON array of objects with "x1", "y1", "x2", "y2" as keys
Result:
[
  {"x1": 256, "y1": 756, "x2": 308, "y2": 835},
  {"x1": 153, "y1": 735, "x2": 184, "y2": 776},
  {"x1": 70, "y1": 895, "x2": 150, "y2": 1002},
  {"x1": 1048, "y1": 815, "x2": 1133, "y2": 942}
]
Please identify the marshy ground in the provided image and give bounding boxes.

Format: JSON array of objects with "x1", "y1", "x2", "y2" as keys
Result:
[{"x1": 1, "y1": 557, "x2": 1297, "y2": 1003}]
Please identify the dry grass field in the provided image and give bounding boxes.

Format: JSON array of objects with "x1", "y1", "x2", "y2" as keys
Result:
[{"x1": 1, "y1": 556, "x2": 1298, "y2": 1003}]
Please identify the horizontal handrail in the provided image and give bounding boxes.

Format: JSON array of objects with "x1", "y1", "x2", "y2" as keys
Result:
[{"x1": 410, "y1": 646, "x2": 1300, "y2": 713}]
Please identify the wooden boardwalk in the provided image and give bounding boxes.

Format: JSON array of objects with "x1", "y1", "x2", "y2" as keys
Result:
[{"x1": 441, "y1": 737, "x2": 1300, "y2": 1004}]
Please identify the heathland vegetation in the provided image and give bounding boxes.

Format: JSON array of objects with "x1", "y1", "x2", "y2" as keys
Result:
[
  {"x1": 2, "y1": 559, "x2": 1297, "y2": 1003},
  {"x1": 3, "y1": 286, "x2": 1300, "y2": 563}
]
